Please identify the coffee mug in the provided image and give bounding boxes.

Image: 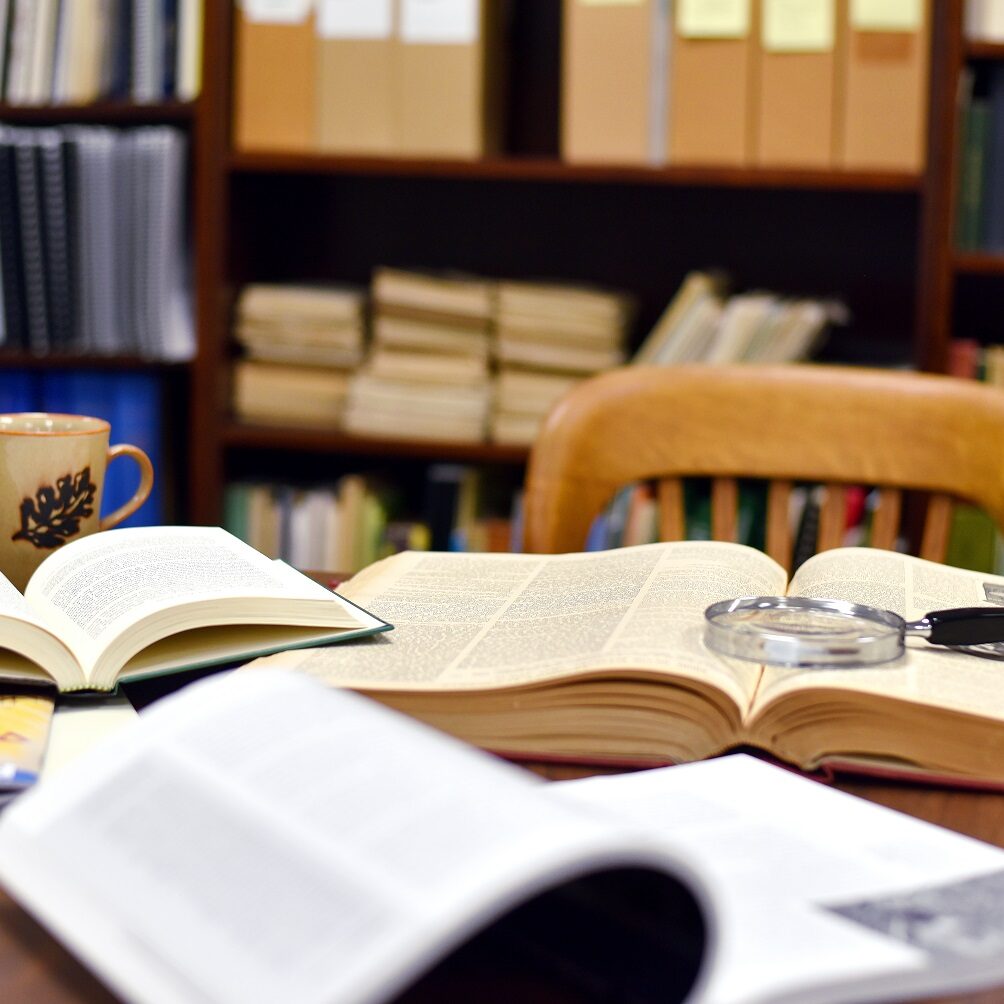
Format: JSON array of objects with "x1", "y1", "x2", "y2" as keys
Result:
[{"x1": 0, "y1": 414, "x2": 154, "y2": 590}]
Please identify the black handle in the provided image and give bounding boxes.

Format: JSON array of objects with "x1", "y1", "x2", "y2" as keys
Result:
[{"x1": 925, "y1": 607, "x2": 1004, "y2": 646}]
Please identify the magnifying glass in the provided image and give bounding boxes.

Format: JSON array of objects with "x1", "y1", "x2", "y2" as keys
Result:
[{"x1": 703, "y1": 596, "x2": 1004, "y2": 668}]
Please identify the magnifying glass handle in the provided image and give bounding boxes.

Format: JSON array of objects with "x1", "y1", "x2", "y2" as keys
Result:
[{"x1": 916, "y1": 608, "x2": 1004, "y2": 646}]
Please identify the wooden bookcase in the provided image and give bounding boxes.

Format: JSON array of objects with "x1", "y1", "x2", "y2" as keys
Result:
[{"x1": 13, "y1": 1, "x2": 963, "y2": 528}]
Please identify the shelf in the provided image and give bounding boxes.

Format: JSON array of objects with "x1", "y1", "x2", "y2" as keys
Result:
[
  {"x1": 966, "y1": 42, "x2": 1004, "y2": 60},
  {"x1": 0, "y1": 352, "x2": 188, "y2": 371},
  {"x1": 0, "y1": 101, "x2": 196, "y2": 125},
  {"x1": 954, "y1": 251, "x2": 1004, "y2": 275},
  {"x1": 229, "y1": 152, "x2": 922, "y2": 192},
  {"x1": 223, "y1": 422, "x2": 530, "y2": 465}
]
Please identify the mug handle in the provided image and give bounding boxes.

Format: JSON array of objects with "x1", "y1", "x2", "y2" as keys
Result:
[{"x1": 100, "y1": 444, "x2": 154, "y2": 530}]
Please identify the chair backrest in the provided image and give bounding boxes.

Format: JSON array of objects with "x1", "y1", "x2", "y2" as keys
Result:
[{"x1": 522, "y1": 364, "x2": 1004, "y2": 569}]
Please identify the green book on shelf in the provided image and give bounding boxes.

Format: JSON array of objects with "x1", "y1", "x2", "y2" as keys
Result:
[{"x1": 956, "y1": 98, "x2": 991, "y2": 251}]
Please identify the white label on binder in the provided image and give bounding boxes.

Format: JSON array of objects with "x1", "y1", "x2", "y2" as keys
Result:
[
  {"x1": 850, "y1": 0, "x2": 922, "y2": 30},
  {"x1": 763, "y1": 0, "x2": 834, "y2": 50},
  {"x1": 677, "y1": 0, "x2": 750, "y2": 37},
  {"x1": 240, "y1": 0, "x2": 313, "y2": 24},
  {"x1": 400, "y1": 0, "x2": 478, "y2": 44},
  {"x1": 318, "y1": 0, "x2": 392, "y2": 37}
]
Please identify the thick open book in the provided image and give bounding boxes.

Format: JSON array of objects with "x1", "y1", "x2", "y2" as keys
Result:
[
  {"x1": 251, "y1": 541, "x2": 1004, "y2": 786},
  {"x1": 0, "y1": 525, "x2": 388, "y2": 692},
  {"x1": 2, "y1": 671, "x2": 1004, "y2": 1004}
]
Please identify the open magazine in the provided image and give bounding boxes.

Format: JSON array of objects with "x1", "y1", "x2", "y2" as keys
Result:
[{"x1": 2, "y1": 671, "x2": 1004, "y2": 1003}]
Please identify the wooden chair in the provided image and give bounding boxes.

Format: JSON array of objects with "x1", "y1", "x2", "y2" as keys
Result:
[{"x1": 522, "y1": 364, "x2": 1004, "y2": 570}]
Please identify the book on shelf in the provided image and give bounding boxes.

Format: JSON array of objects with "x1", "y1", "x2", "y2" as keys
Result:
[
  {"x1": 233, "y1": 0, "x2": 317, "y2": 152},
  {"x1": 252, "y1": 539, "x2": 1004, "y2": 787},
  {"x1": 5, "y1": 670, "x2": 1004, "y2": 1004},
  {"x1": 967, "y1": 0, "x2": 1004, "y2": 40},
  {"x1": 315, "y1": 0, "x2": 396, "y2": 154},
  {"x1": 754, "y1": 0, "x2": 841, "y2": 168},
  {"x1": 373, "y1": 266, "x2": 496, "y2": 321},
  {"x1": 1, "y1": 0, "x2": 202, "y2": 105},
  {"x1": 561, "y1": 0, "x2": 660, "y2": 164},
  {"x1": 0, "y1": 524, "x2": 387, "y2": 694},
  {"x1": 838, "y1": 0, "x2": 930, "y2": 172},
  {"x1": 670, "y1": 0, "x2": 756, "y2": 166}
]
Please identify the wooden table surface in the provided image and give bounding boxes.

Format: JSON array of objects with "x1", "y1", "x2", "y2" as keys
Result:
[{"x1": 2, "y1": 765, "x2": 1004, "y2": 1004}]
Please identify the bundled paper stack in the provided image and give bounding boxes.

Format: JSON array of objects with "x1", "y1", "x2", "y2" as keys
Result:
[
  {"x1": 490, "y1": 280, "x2": 633, "y2": 445},
  {"x1": 343, "y1": 268, "x2": 495, "y2": 443},
  {"x1": 231, "y1": 283, "x2": 366, "y2": 427}
]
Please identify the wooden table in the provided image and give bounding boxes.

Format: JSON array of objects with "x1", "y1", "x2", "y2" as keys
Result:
[{"x1": 2, "y1": 766, "x2": 1004, "y2": 1004}]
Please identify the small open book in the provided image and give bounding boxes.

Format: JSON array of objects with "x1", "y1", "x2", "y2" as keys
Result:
[
  {"x1": 0, "y1": 525, "x2": 388, "y2": 692},
  {"x1": 250, "y1": 541, "x2": 1004, "y2": 787},
  {"x1": 3, "y1": 671, "x2": 1004, "y2": 1004}
]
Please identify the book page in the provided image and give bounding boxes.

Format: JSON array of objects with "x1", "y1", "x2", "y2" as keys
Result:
[
  {"x1": 0, "y1": 671, "x2": 710, "y2": 1004},
  {"x1": 559, "y1": 754, "x2": 1004, "y2": 1004},
  {"x1": 250, "y1": 541, "x2": 787, "y2": 712},
  {"x1": 753, "y1": 547, "x2": 1004, "y2": 723},
  {"x1": 23, "y1": 526, "x2": 368, "y2": 679}
]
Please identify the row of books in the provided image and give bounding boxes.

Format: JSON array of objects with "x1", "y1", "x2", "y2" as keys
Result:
[
  {"x1": 224, "y1": 465, "x2": 521, "y2": 574},
  {"x1": 0, "y1": 368, "x2": 166, "y2": 527},
  {"x1": 955, "y1": 62, "x2": 1004, "y2": 253},
  {"x1": 231, "y1": 267, "x2": 633, "y2": 447},
  {"x1": 0, "y1": 0, "x2": 203, "y2": 106},
  {"x1": 234, "y1": 0, "x2": 498, "y2": 158},
  {"x1": 633, "y1": 271, "x2": 837, "y2": 367},
  {"x1": 0, "y1": 125, "x2": 194, "y2": 360},
  {"x1": 565, "y1": 0, "x2": 929, "y2": 172}
]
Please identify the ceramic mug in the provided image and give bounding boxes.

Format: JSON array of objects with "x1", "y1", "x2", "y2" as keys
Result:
[{"x1": 0, "y1": 413, "x2": 154, "y2": 590}]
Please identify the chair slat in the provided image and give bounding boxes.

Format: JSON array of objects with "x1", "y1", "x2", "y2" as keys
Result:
[
  {"x1": 711, "y1": 477, "x2": 738, "y2": 542},
  {"x1": 656, "y1": 478, "x2": 685, "y2": 541},
  {"x1": 765, "y1": 480, "x2": 793, "y2": 570},
  {"x1": 921, "y1": 494, "x2": 954, "y2": 563},
  {"x1": 869, "y1": 488, "x2": 902, "y2": 551},
  {"x1": 817, "y1": 484, "x2": 846, "y2": 553}
]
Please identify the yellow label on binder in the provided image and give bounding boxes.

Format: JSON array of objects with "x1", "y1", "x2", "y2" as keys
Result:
[
  {"x1": 678, "y1": 0, "x2": 751, "y2": 37},
  {"x1": 850, "y1": 0, "x2": 922, "y2": 31},
  {"x1": 763, "y1": 0, "x2": 835, "y2": 51}
]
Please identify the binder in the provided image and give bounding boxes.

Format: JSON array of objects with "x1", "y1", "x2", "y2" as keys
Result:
[
  {"x1": 396, "y1": 0, "x2": 502, "y2": 158},
  {"x1": 561, "y1": 0, "x2": 657, "y2": 165},
  {"x1": 669, "y1": 0, "x2": 758, "y2": 165},
  {"x1": 12, "y1": 131, "x2": 51, "y2": 355},
  {"x1": 316, "y1": 0, "x2": 397, "y2": 154},
  {"x1": 0, "y1": 131, "x2": 28, "y2": 350},
  {"x1": 839, "y1": 0, "x2": 930, "y2": 172},
  {"x1": 37, "y1": 130, "x2": 75, "y2": 351},
  {"x1": 232, "y1": 0, "x2": 317, "y2": 152},
  {"x1": 755, "y1": 0, "x2": 841, "y2": 167}
]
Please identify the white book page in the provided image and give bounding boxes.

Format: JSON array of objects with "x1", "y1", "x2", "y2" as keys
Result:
[
  {"x1": 0, "y1": 671, "x2": 712, "y2": 1004},
  {"x1": 23, "y1": 526, "x2": 371, "y2": 677},
  {"x1": 255, "y1": 541, "x2": 784, "y2": 713},
  {"x1": 558, "y1": 755, "x2": 1004, "y2": 1004}
]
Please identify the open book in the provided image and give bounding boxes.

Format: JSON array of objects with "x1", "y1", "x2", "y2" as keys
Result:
[
  {"x1": 250, "y1": 541, "x2": 1004, "y2": 786},
  {"x1": 0, "y1": 525, "x2": 388, "y2": 693},
  {"x1": 2, "y1": 671, "x2": 1004, "y2": 1004}
]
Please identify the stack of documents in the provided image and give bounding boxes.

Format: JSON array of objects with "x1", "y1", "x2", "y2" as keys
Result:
[
  {"x1": 344, "y1": 267, "x2": 495, "y2": 443},
  {"x1": 232, "y1": 284, "x2": 367, "y2": 428},
  {"x1": 490, "y1": 280, "x2": 632, "y2": 445}
]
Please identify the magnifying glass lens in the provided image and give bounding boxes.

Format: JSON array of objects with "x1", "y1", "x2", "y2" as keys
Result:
[{"x1": 705, "y1": 597, "x2": 905, "y2": 668}]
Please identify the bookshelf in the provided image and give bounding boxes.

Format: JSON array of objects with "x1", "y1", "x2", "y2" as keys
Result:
[{"x1": 0, "y1": 1, "x2": 958, "y2": 541}]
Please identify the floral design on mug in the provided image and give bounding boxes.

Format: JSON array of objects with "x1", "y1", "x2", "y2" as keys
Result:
[{"x1": 12, "y1": 467, "x2": 97, "y2": 550}]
